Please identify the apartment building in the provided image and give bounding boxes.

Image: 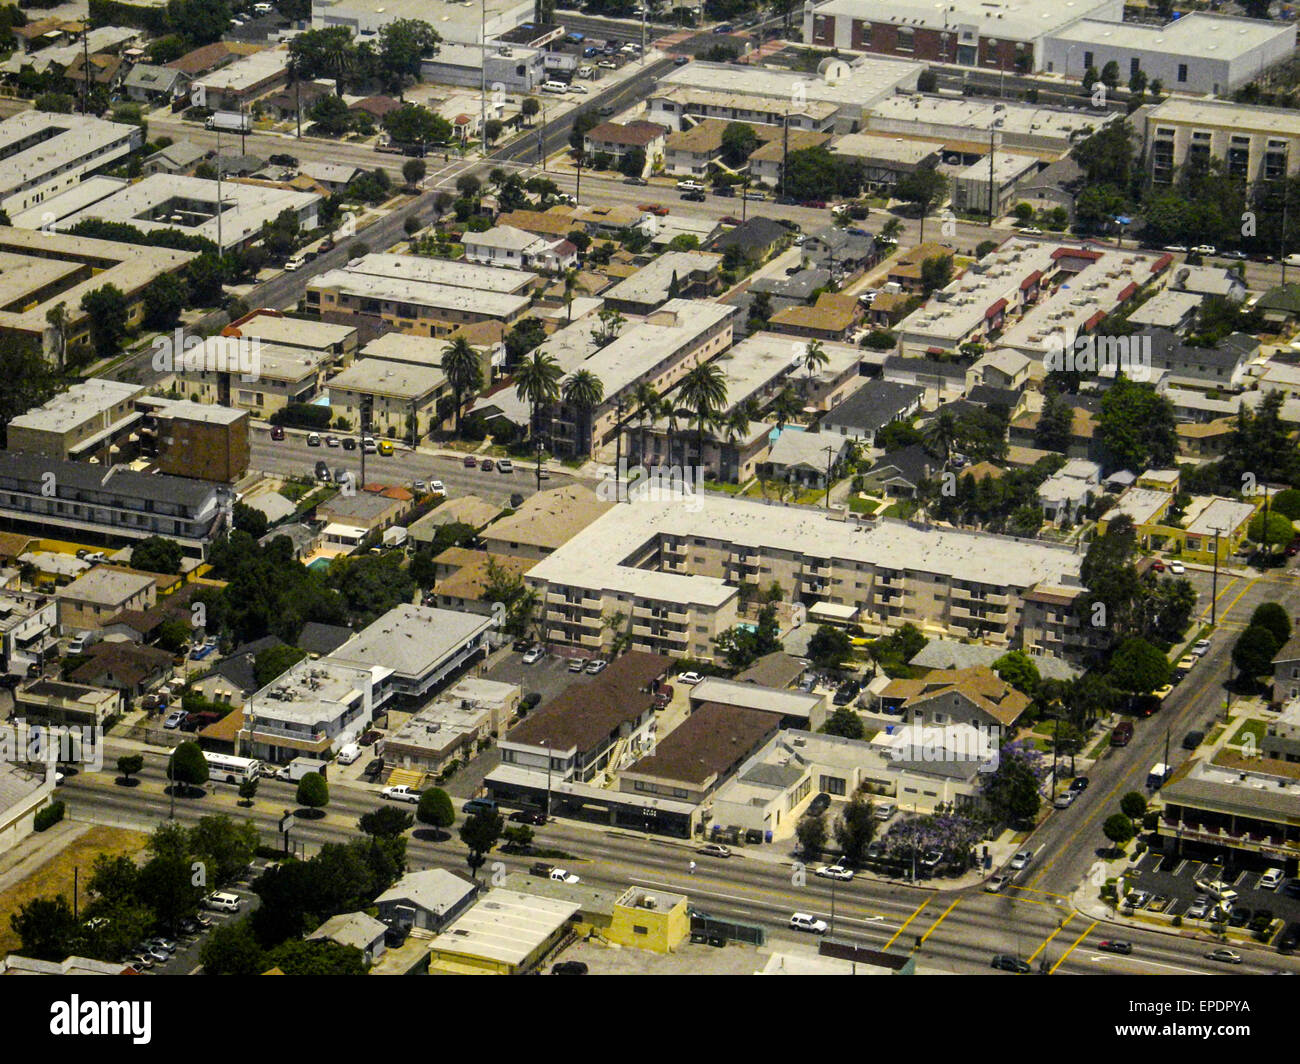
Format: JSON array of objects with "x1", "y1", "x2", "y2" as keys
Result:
[
  {"x1": 6, "y1": 378, "x2": 146, "y2": 463},
  {"x1": 224, "y1": 309, "x2": 358, "y2": 365},
  {"x1": 0, "y1": 591, "x2": 58, "y2": 675},
  {"x1": 166, "y1": 336, "x2": 331, "y2": 414},
  {"x1": 384, "y1": 678, "x2": 519, "y2": 775},
  {"x1": 326, "y1": 358, "x2": 449, "y2": 439},
  {"x1": 526, "y1": 493, "x2": 1084, "y2": 661},
  {"x1": 0, "y1": 111, "x2": 143, "y2": 215},
  {"x1": 601, "y1": 252, "x2": 722, "y2": 315},
  {"x1": 1141, "y1": 97, "x2": 1300, "y2": 184},
  {"x1": 306, "y1": 255, "x2": 533, "y2": 338},
  {"x1": 14, "y1": 678, "x2": 121, "y2": 726},
  {"x1": 582, "y1": 121, "x2": 669, "y2": 176},
  {"x1": 191, "y1": 46, "x2": 290, "y2": 110},
  {"x1": 239, "y1": 657, "x2": 375, "y2": 763},
  {"x1": 56, "y1": 567, "x2": 156, "y2": 632},
  {"x1": 0, "y1": 453, "x2": 225, "y2": 554},
  {"x1": 135, "y1": 399, "x2": 250, "y2": 483}
]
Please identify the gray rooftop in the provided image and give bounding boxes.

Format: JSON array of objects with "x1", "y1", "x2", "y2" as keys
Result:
[{"x1": 329, "y1": 604, "x2": 491, "y2": 679}]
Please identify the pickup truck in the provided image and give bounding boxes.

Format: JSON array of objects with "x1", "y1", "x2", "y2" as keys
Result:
[{"x1": 381, "y1": 785, "x2": 420, "y2": 804}]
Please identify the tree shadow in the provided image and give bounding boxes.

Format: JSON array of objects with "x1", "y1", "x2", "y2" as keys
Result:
[
  {"x1": 165, "y1": 783, "x2": 205, "y2": 799},
  {"x1": 114, "y1": 776, "x2": 141, "y2": 788},
  {"x1": 295, "y1": 807, "x2": 326, "y2": 820},
  {"x1": 413, "y1": 827, "x2": 448, "y2": 843}
]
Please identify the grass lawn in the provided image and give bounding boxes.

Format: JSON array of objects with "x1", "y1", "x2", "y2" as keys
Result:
[
  {"x1": 0, "y1": 825, "x2": 149, "y2": 955},
  {"x1": 882, "y1": 500, "x2": 918, "y2": 519},
  {"x1": 1229, "y1": 718, "x2": 1267, "y2": 747},
  {"x1": 1207, "y1": 724, "x2": 1226, "y2": 746},
  {"x1": 1085, "y1": 733, "x2": 1112, "y2": 759},
  {"x1": 703, "y1": 479, "x2": 752, "y2": 495},
  {"x1": 849, "y1": 496, "x2": 881, "y2": 515}
]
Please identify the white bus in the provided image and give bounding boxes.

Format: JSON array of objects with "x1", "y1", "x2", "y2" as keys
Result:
[{"x1": 203, "y1": 752, "x2": 262, "y2": 784}]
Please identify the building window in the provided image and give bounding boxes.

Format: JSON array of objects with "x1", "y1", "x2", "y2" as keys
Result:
[
  {"x1": 1083, "y1": 51, "x2": 1093, "y2": 71},
  {"x1": 819, "y1": 775, "x2": 847, "y2": 796},
  {"x1": 897, "y1": 26, "x2": 914, "y2": 51},
  {"x1": 1177, "y1": 63, "x2": 1188, "y2": 83}
]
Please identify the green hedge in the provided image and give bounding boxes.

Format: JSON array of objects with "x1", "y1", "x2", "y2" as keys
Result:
[
  {"x1": 34, "y1": 800, "x2": 65, "y2": 832},
  {"x1": 270, "y1": 403, "x2": 332, "y2": 430}
]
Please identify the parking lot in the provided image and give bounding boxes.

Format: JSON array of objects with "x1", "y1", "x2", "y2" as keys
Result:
[
  {"x1": 483, "y1": 646, "x2": 593, "y2": 705},
  {"x1": 1127, "y1": 852, "x2": 1300, "y2": 945},
  {"x1": 140, "y1": 877, "x2": 263, "y2": 975}
]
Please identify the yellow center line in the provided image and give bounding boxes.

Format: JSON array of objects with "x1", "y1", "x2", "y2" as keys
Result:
[
  {"x1": 916, "y1": 896, "x2": 962, "y2": 948},
  {"x1": 1007, "y1": 884, "x2": 1069, "y2": 901},
  {"x1": 1027, "y1": 912, "x2": 1074, "y2": 964},
  {"x1": 883, "y1": 898, "x2": 930, "y2": 951},
  {"x1": 1050, "y1": 919, "x2": 1099, "y2": 974}
]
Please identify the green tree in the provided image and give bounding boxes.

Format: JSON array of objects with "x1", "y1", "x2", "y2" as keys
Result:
[
  {"x1": 232, "y1": 501, "x2": 268, "y2": 538},
  {"x1": 296, "y1": 772, "x2": 329, "y2": 811},
  {"x1": 796, "y1": 812, "x2": 827, "y2": 859},
  {"x1": 1100, "y1": 60, "x2": 1120, "y2": 89},
  {"x1": 268, "y1": 937, "x2": 367, "y2": 975},
  {"x1": 1232, "y1": 624, "x2": 1279, "y2": 678},
  {"x1": 1108, "y1": 636, "x2": 1172, "y2": 694},
  {"x1": 238, "y1": 778, "x2": 259, "y2": 806},
  {"x1": 919, "y1": 254, "x2": 953, "y2": 293},
  {"x1": 141, "y1": 272, "x2": 189, "y2": 330},
  {"x1": 79, "y1": 284, "x2": 129, "y2": 360},
  {"x1": 402, "y1": 157, "x2": 427, "y2": 187},
  {"x1": 1096, "y1": 377, "x2": 1176, "y2": 473},
  {"x1": 833, "y1": 792, "x2": 875, "y2": 866},
  {"x1": 1249, "y1": 511, "x2": 1294, "y2": 552},
  {"x1": 10, "y1": 895, "x2": 77, "y2": 960},
  {"x1": 130, "y1": 536, "x2": 183, "y2": 574},
  {"x1": 359, "y1": 805, "x2": 414, "y2": 839},
  {"x1": 1120, "y1": 791, "x2": 1147, "y2": 820},
  {"x1": 1034, "y1": 391, "x2": 1075, "y2": 453},
  {"x1": 310, "y1": 92, "x2": 351, "y2": 136},
  {"x1": 562, "y1": 369, "x2": 605, "y2": 457},
  {"x1": 417, "y1": 787, "x2": 455, "y2": 832},
  {"x1": 375, "y1": 18, "x2": 441, "y2": 93},
  {"x1": 1103, "y1": 812, "x2": 1135, "y2": 850},
  {"x1": 677, "y1": 360, "x2": 728, "y2": 469},
  {"x1": 1271, "y1": 489, "x2": 1300, "y2": 520},
  {"x1": 992, "y1": 651, "x2": 1041, "y2": 698},
  {"x1": 169, "y1": 740, "x2": 208, "y2": 793},
  {"x1": 515, "y1": 349, "x2": 563, "y2": 486},
  {"x1": 253, "y1": 644, "x2": 308, "y2": 688},
  {"x1": 821, "y1": 706, "x2": 865, "y2": 740},
  {"x1": 1250, "y1": 602, "x2": 1291, "y2": 648},
  {"x1": 190, "y1": 815, "x2": 258, "y2": 884},
  {"x1": 200, "y1": 919, "x2": 268, "y2": 976},
  {"x1": 441, "y1": 336, "x2": 484, "y2": 436},
  {"x1": 459, "y1": 809, "x2": 504, "y2": 878},
  {"x1": 720, "y1": 121, "x2": 759, "y2": 166},
  {"x1": 166, "y1": 0, "x2": 231, "y2": 45},
  {"x1": 117, "y1": 754, "x2": 144, "y2": 782},
  {"x1": 894, "y1": 164, "x2": 948, "y2": 242},
  {"x1": 383, "y1": 103, "x2": 452, "y2": 146},
  {"x1": 982, "y1": 742, "x2": 1043, "y2": 825},
  {"x1": 808, "y1": 625, "x2": 852, "y2": 671}
]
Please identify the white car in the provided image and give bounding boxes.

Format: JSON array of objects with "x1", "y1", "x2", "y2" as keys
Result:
[
  {"x1": 204, "y1": 892, "x2": 240, "y2": 913},
  {"x1": 1168, "y1": 561, "x2": 1186, "y2": 574},
  {"x1": 550, "y1": 868, "x2": 580, "y2": 884},
  {"x1": 429, "y1": 480, "x2": 446, "y2": 496},
  {"x1": 1009, "y1": 849, "x2": 1033, "y2": 870},
  {"x1": 985, "y1": 874, "x2": 1009, "y2": 893},
  {"x1": 382, "y1": 785, "x2": 420, "y2": 804},
  {"x1": 1018, "y1": 226, "x2": 1043, "y2": 236},
  {"x1": 569, "y1": 83, "x2": 588, "y2": 94},
  {"x1": 1163, "y1": 244, "x2": 1189, "y2": 253},
  {"x1": 1053, "y1": 790, "x2": 1077, "y2": 809},
  {"x1": 815, "y1": 863, "x2": 854, "y2": 882},
  {"x1": 522, "y1": 646, "x2": 545, "y2": 664},
  {"x1": 789, "y1": 912, "x2": 828, "y2": 934},
  {"x1": 1191, "y1": 244, "x2": 1217, "y2": 256},
  {"x1": 1192, "y1": 638, "x2": 1211, "y2": 656},
  {"x1": 677, "y1": 671, "x2": 704, "y2": 685}
]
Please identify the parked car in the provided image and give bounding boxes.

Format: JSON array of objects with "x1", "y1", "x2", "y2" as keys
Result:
[
  {"x1": 990, "y1": 954, "x2": 1030, "y2": 973},
  {"x1": 806, "y1": 792, "x2": 832, "y2": 817},
  {"x1": 1169, "y1": 560, "x2": 1186, "y2": 574},
  {"x1": 1260, "y1": 867, "x2": 1285, "y2": 891},
  {"x1": 522, "y1": 646, "x2": 545, "y2": 664},
  {"x1": 1192, "y1": 638, "x2": 1211, "y2": 656},
  {"x1": 204, "y1": 892, "x2": 240, "y2": 913},
  {"x1": 985, "y1": 874, "x2": 1009, "y2": 893},
  {"x1": 550, "y1": 868, "x2": 580, "y2": 884},
  {"x1": 698, "y1": 842, "x2": 731, "y2": 858},
  {"x1": 306, "y1": 432, "x2": 321, "y2": 446},
  {"x1": 1228, "y1": 906, "x2": 1253, "y2": 928},
  {"x1": 585, "y1": 659, "x2": 608, "y2": 674},
  {"x1": 270, "y1": 424, "x2": 285, "y2": 441},
  {"x1": 342, "y1": 437, "x2": 357, "y2": 451},
  {"x1": 789, "y1": 912, "x2": 828, "y2": 934},
  {"x1": 1097, "y1": 940, "x2": 1133, "y2": 955},
  {"x1": 1182, "y1": 729, "x2": 1205, "y2": 750},
  {"x1": 1186, "y1": 896, "x2": 1211, "y2": 919},
  {"x1": 567, "y1": 658, "x2": 585, "y2": 672},
  {"x1": 874, "y1": 802, "x2": 896, "y2": 821},
  {"x1": 337, "y1": 743, "x2": 362, "y2": 765},
  {"x1": 1110, "y1": 721, "x2": 1134, "y2": 747},
  {"x1": 1009, "y1": 849, "x2": 1034, "y2": 870},
  {"x1": 1279, "y1": 922, "x2": 1300, "y2": 952},
  {"x1": 1069, "y1": 776, "x2": 1090, "y2": 792},
  {"x1": 362, "y1": 758, "x2": 385, "y2": 782},
  {"x1": 481, "y1": 458, "x2": 495, "y2": 471},
  {"x1": 497, "y1": 458, "x2": 514, "y2": 473},
  {"x1": 381, "y1": 785, "x2": 420, "y2": 804},
  {"x1": 463, "y1": 455, "x2": 478, "y2": 468},
  {"x1": 551, "y1": 960, "x2": 588, "y2": 974},
  {"x1": 1053, "y1": 790, "x2": 1077, "y2": 809},
  {"x1": 815, "y1": 862, "x2": 854, "y2": 882},
  {"x1": 677, "y1": 671, "x2": 703, "y2": 685},
  {"x1": 162, "y1": 709, "x2": 187, "y2": 730},
  {"x1": 509, "y1": 809, "x2": 547, "y2": 825}
]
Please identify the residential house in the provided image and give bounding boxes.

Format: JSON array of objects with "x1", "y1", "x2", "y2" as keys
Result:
[
  {"x1": 376, "y1": 868, "x2": 479, "y2": 933},
  {"x1": 862, "y1": 443, "x2": 937, "y2": 497},
  {"x1": 762, "y1": 430, "x2": 847, "y2": 489},
  {"x1": 708, "y1": 216, "x2": 791, "y2": 264},
  {"x1": 1037, "y1": 458, "x2": 1102, "y2": 523},
  {"x1": 123, "y1": 64, "x2": 192, "y2": 105},
  {"x1": 822, "y1": 380, "x2": 924, "y2": 446},
  {"x1": 768, "y1": 293, "x2": 860, "y2": 341},
  {"x1": 582, "y1": 120, "x2": 669, "y2": 176}
]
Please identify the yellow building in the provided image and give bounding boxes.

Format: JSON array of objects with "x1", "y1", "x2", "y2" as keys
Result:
[
  {"x1": 1099, "y1": 487, "x2": 1258, "y2": 565},
  {"x1": 1137, "y1": 468, "x2": 1181, "y2": 494},
  {"x1": 426, "y1": 889, "x2": 579, "y2": 975},
  {"x1": 607, "y1": 887, "x2": 689, "y2": 954}
]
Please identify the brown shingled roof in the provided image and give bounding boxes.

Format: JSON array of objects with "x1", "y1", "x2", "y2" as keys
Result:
[{"x1": 622, "y1": 702, "x2": 779, "y2": 787}]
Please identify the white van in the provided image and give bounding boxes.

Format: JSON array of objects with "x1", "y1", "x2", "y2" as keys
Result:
[
  {"x1": 577, "y1": 65, "x2": 594, "y2": 78},
  {"x1": 205, "y1": 891, "x2": 240, "y2": 913},
  {"x1": 284, "y1": 254, "x2": 306, "y2": 271},
  {"x1": 337, "y1": 743, "x2": 362, "y2": 765},
  {"x1": 542, "y1": 80, "x2": 569, "y2": 94},
  {"x1": 1260, "y1": 867, "x2": 1285, "y2": 890}
]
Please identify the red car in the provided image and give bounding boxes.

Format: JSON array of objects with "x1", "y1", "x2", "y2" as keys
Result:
[
  {"x1": 1150, "y1": 559, "x2": 1165, "y2": 571},
  {"x1": 801, "y1": 199, "x2": 827, "y2": 209},
  {"x1": 463, "y1": 455, "x2": 477, "y2": 468},
  {"x1": 637, "y1": 203, "x2": 670, "y2": 216},
  {"x1": 719, "y1": 215, "x2": 742, "y2": 226},
  {"x1": 270, "y1": 425, "x2": 285, "y2": 441}
]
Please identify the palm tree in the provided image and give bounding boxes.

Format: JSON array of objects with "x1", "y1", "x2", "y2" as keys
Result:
[
  {"x1": 802, "y1": 340, "x2": 829, "y2": 394},
  {"x1": 632, "y1": 381, "x2": 660, "y2": 467},
  {"x1": 561, "y1": 267, "x2": 588, "y2": 324},
  {"x1": 879, "y1": 217, "x2": 904, "y2": 244},
  {"x1": 770, "y1": 386, "x2": 803, "y2": 432},
  {"x1": 440, "y1": 337, "x2": 484, "y2": 437},
  {"x1": 514, "y1": 350, "x2": 563, "y2": 489},
  {"x1": 925, "y1": 410, "x2": 959, "y2": 465},
  {"x1": 677, "y1": 361, "x2": 728, "y2": 473},
  {"x1": 561, "y1": 369, "x2": 604, "y2": 458},
  {"x1": 45, "y1": 303, "x2": 68, "y2": 372},
  {"x1": 323, "y1": 33, "x2": 355, "y2": 95},
  {"x1": 720, "y1": 406, "x2": 755, "y2": 483}
]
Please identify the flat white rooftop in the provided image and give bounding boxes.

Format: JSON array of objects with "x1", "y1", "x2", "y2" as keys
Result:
[
  {"x1": 721, "y1": 332, "x2": 860, "y2": 404},
  {"x1": 327, "y1": 356, "x2": 446, "y2": 398},
  {"x1": 229, "y1": 312, "x2": 356, "y2": 352},
  {"x1": 808, "y1": 0, "x2": 1117, "y2": 41},
  {"x1": 195, "y1": 47, "x2": 288, "y2": 93},
  {"x1": 59, "y1": 173, "x2": 320, "y2": 251},
  {"x1": 9, "y1": 378, "x2": 143, "y2": 435},
  {"x1": 867, "y1": 95, "x2": 1113, "y2": 144},
  {"x1": 344, "y1": 252, "x2": 535, "y2": 295},
  {"x1": 658, "y1": 57, "x2": 923, "y2": 111},
  {"x1": 1050, "y1": 12, "x2": 1294, "y2": 61},
  {"x1": 311, "y1": 268, "x2": 532, "y2": 319},
  {"x1": 0, "y1": 112, "x2": 139, "y2": 201},
  {"x1": 329, "y1": 604, "x2": 490, "y2": 678},
  {"x1": 1145, "y1": 96, "x2": 1300, "y2": 137}
]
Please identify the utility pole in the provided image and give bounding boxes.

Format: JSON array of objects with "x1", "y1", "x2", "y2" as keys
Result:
[
  {"x1": 543, "y1": 739, "x2": 551, "y2": 818},
  {"x1": 480, "y1": 0, "x2": 488, "y2": 158},
  {"x1": 295, "y1": 74, "x2": 301, "y2": 139},
  {"x1": 614, "y1": 395, "x2": 625, "y2": 502},
  {"x1": 641, "y1": 4, "x2": 648, "y2": 65},
  {"x1": 1282, "y1": 144, "x2": 1291, "y2": 287},
  {"x1": 81, "y1": 29, "x2": 89, "y2": 115},
  {"x1": 987, "y1": 122, "x2": 1000, "y2": 227},
  {"x1": 215, "y1": 128, "x2": 224, "y2": 252},
  {"x1": 823, "y1": 443, "x2": 835, "y2": 509},
  {"x1": 575, "y1": 152, "x2": 583, "y2": 206},
  {"x1": 781, "y1": 110, "x2": 789, "y2": 201},
  {"x1": 1210, "y1": 526, "x2": 1223, "y2": 625}
]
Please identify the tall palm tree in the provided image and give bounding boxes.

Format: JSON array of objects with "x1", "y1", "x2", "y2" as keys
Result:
[
  {"x1": 440, "y1": 337, "x2": 483, "y2": 437},
  {"x1": 561, "y1": 369, "x2": 604, "y2": 458},
  {"x1": 561, "y1": 267, "x2": 588, "y2": 324},
  {"x1": 632, "y1": 381, "x2": 660, "y2": 466},
  {"x1": 720, "y1": 406, "x2": 755, "y2": 484},
  {"x1": 514, "y1": 350, "x2": 563, "y2": 489},
  {"x1": 802, "y1": 339, "x2": 830, "y2": 393},
  {"x1": 323, "y1": 33, "x2": 355, "y2": 95},
  {"x1": 925, "y1": 410, "x2": 959, "y2": 465},
  {"x1": 677, "y1": 361, "x2": 728, "y2": 473}
]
